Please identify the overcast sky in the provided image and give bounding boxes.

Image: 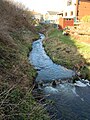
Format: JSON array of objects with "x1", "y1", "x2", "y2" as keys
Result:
[{"x1": 13, "y1": 0, "x2": 66, "y2": 13}]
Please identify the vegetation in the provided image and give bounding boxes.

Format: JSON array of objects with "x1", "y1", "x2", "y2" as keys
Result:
[
  {"x1": 1, "y1": 0, "x2": 90, "y2": 119},
  {"x1": 0, "y1": 0, "x2": 50, "y2": 119},
  {"x1": 81, "y1": 15, "x2": 90, "y2": 22},
  {"x1": 43, "y1": 28, "x2": 90, "y2": 80}
]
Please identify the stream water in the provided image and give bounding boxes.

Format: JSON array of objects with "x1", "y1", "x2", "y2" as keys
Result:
[{"x1": 29, "y1": 34, "x2": 90, "y2": 120}]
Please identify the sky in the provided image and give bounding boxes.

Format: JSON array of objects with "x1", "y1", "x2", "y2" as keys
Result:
[{"x1": 13, "y1": 0, "x2": 66, "y2": 14}]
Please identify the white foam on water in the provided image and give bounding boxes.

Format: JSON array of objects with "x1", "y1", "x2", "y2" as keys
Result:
[
  {"x1": 71, "y1": 87, "x2": 79, "y2": 97},
  {"x1": 44, "y1": 86, "x2": 59, "y2": 94},
  {"x1": 86, "y1": 83, "x2": 90, "y2": 86},
  {"x1": 84, "y1": 79, "x2": 89, "y2": 83},
  {"x1": 74, "y1": 81, "x2": 87, "y2": 87},
  {"x1": 58, "y1": 83, "x2": 85, "y2": 101},
  {"x1": 56, "y1": 83, "x2": 80, "y2": 97},
  {"x1": 81, "y1": 98, "x2": 84, "y2": 101}
]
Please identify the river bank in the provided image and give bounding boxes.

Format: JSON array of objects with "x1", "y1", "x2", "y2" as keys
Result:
[
  {"x1": 0, "y1": 0, "x2": 50, "y2": 119},
  {"x1": 43, "y1": 28, "x2": 90, "y2": 80}
]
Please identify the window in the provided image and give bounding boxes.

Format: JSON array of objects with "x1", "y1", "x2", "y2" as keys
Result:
[
  {"x1": 65, "y1": 12, "x2": 67, "y2": 16},
  {"x1": 71, "y1": 11, "x2": 73, "y2": 16}
]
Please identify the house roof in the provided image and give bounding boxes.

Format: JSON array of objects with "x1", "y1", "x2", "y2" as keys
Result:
[
  {"x1": 57, "y1": 11, "x2": 63, "y2": 15},
  {"x1": 47, "y1": 11, "x2": 59, "y2": 15}
]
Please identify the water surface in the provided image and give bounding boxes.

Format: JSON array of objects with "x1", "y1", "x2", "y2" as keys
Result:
[
  {"x1": 29, "y1": 34, "x2": 90, "y2": 120},
  {"x1": 29, "y1": 34, "x2": 75, "y2": 82}
]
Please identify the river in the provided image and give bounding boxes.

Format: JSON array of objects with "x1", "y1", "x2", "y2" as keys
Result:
[{"x1": 29, "y1": 34, "x2": 90, "y2": 120}]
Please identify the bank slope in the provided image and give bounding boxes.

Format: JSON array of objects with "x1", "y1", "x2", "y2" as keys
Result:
[{"x1": 0, "y1": 0, "x2": 49, "y2": 119}]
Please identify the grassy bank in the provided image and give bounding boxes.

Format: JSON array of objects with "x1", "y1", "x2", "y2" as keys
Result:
[
  {"x1": 43, "y1": 28, "x2": 90, "y2": 80},
  {"x1": 0, "y1": 0, "x2": 50, "y2": 119}
]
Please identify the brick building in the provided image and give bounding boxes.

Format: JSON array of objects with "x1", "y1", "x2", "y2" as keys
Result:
[
  {"x1": 58, "y1": 0, "x2": 76, "y2": 29},
  {"x1": 58, "y1": 0, "x2": 90, "y2": 29},
  {"x1": 78, "y1": 0, "x2": 90, "y2": 20}
]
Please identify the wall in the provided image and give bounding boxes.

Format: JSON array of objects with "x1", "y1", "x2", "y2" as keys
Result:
[
  {"x1": 63, "y1": 6, "x2": 76, "y2": 18},
  {"x1": 63, "y1": 0, "x2": 77, "y2": 18},
  {"x1": 58, "y1": 18, "x2": 74, "y2": 29},
  {"x1": 78, "y1": 0, "x2": 90, "y2": 20}
]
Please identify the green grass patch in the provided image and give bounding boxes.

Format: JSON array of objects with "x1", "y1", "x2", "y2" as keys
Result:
[{"x1": 43, "y1": 28, "x2": 90, "y2": 80}]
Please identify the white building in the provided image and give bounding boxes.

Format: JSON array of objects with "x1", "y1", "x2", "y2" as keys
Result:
[
  {"x1": 32, "y1": 10, "x2": 44, "y2": 22},
  {"x1": 44, "y1": 11, "x2": 60, "y2": 24},
  {"x1": 63, "y1": 0, "x2": 77, "y2": 20}
]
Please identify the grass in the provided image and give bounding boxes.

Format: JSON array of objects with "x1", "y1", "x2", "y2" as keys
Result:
[
  {"x1": 43, "y1": 28, "x2": 90, "y2": 80},
  {"x1": 75, "y1": 42, "x2": 90, "y2": 62},
  {"x1": 0, "y1": 0, "x2": 50, "y2": 119}
]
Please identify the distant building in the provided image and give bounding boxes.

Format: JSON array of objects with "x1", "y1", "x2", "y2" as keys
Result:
[
  {"x1": 31, "y1": 10, "x2": 44, "y2": 22},
  {"x1": 44, "y1": 11, "x2": 60, "y2": 24},
  {"x1": 58, "y1": 0, "x2": 77, "y2": 29}
]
